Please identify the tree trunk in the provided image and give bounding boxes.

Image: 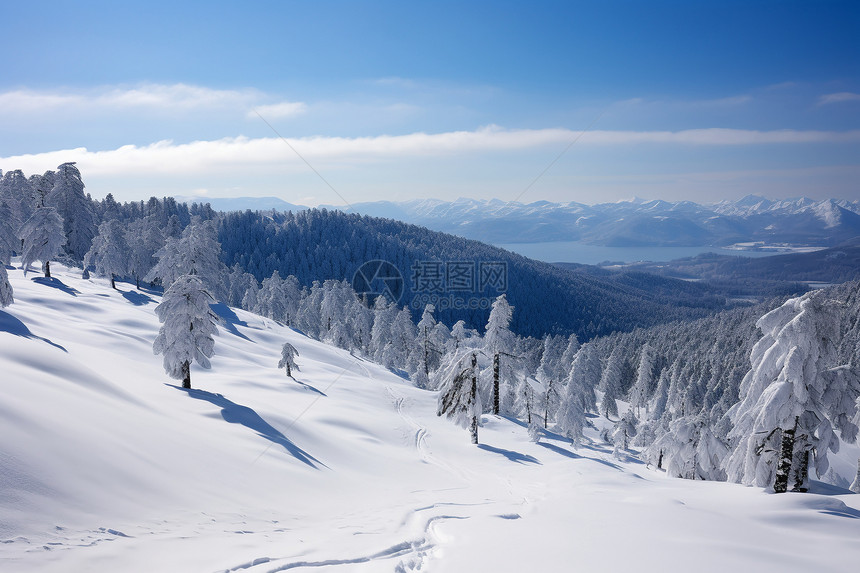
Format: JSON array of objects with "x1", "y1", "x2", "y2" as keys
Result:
[
  {"x1": 774, "y1": 417, "x2": 798, "y2": 493},
  {"x1": 286, "y1": 363, "x2": 291, "y2": 377},
  {"x1": 424, "y1": 333, "x2": 430, "y2": 378},
  {"x1": 793, "y1": 449, "x2": 809, "y2": 492},
  {"x1": 657, "y1": 449, "x2": 664, "y2": 470},
  {"x1": 181, "y1": 360, "x2": 191, "y2": 389},
  {"x1": 44, "y1": 260, "x2": 51, "y2": 278},
  {"x1": 470, "y1": 355, "x2": 479, "y2": 444},
  {"x1": 544, "y1": 380, "x2": 552, "y2": 429},
  {"x1": 492, "y1": 353, "x2": 500, "y2": 415},
  {"x1": 111, "y1": 274, "x2": 116, "y2": 290}
]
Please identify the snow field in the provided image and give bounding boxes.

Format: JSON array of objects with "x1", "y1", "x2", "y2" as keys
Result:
[{"x1": 1, "y1": 261, "x2": 859, "y2": 572}]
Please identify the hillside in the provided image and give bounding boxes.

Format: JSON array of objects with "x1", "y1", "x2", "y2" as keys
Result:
[
  {"x1": 2, "y1": 262, "x2": 860, "y2": 572},
  {"x1": 217, "y1": 209, "x2": 734, "y2": 340},
  {"x1": 611, "y1": 242, "x2": 860, "y2": 287}
]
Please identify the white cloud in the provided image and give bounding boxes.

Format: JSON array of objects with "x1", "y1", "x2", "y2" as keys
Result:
[
  {"x1": 2, "y1": 127, "x2": 857, "y2": 178},
  {"x1": 249, "y1": 101, "x2": 308, "y2": 119},
  {"x1": 0, "y1": 84, "x2": 306, "y2": 117},
  {"x1": 613, "y1": 94, "x2": 752, "y2": 109},
  {"x1": 818, "y1": 92, "x2": 860, "y2": 106}
]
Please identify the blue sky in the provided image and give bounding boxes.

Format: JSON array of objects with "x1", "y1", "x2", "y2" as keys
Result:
[{"x1": 1, "y1": 0, "x2": 858, "y2": 206}]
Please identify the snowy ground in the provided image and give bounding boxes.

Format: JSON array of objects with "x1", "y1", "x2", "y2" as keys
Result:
[{"x1": 2, "y1": 261, "x2": 859, "y2": 573}]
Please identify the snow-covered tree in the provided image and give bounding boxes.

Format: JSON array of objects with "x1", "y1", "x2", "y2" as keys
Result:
[
  {"x1": 484, "y1": 294, "x2": 515, "y2": 415},
  {"x1": 438, "y1": 352, "x2": 482, "y2": 444},
  {"x1": 599, "y1": 347, "x2": 624, "y2": 420},
  {"x1": 278, "y1": 342, "x2": 300, "y2": 377},
  {"x1": 146, "y1": 220, "x2": 226, "y2": 297},
  {"x1": 647, "y1": 413, "x2": 727, "y2": 480},
  {"x1": 517, "y1": 375, "x2": 544, "y2": 427},
  {"x1": 0, "y1": 196, "x2": 16, "y2": 307},
  {"x1": 153, "y1": 274, "x2": 219, "y2": 389},
  {"x1": 84, "y1": 219, "x2": 130, "y2": 289},
  {"x1": 559, "y1": 332, "x2": 581, "y2": 375},
  {"x1": 46, "y1": 162, "x2": 96, "y2": 261},
  {"x1": 414, "y1": 304, "x2": 442, "y2": 389},
  {"x1": 126, "y1": 216, "x2": 164, "y2": 288},
  {"x1": 383, "y1": 306, "x2": 417, "y2": 371},
  {"x1": 557, "y1": 343, "x2": 600, "y2": 447},
  {"x1": 724, "y1": 292, "x2": 860, "y2": 492},
  {"x1": 0, "y1": 265, "x2": 12, "y2": 308},
  {"x1": 226, "y1": 264, "x2": 258, "y2": 309},
  {"x1": 649, "y1": 369, "x2": 670, "y2": 422},
  {"x1": 18, "y1": 204, "x2": 64, "y2": 277},
  {"x1": 528, "y1": 413, "x2": 543, "y2": 443},
  {"x1": 537, "y1": 334, "x2": 566, "y2": 427},
  {"x1": 629, "y1": 343, "x2": 656, "y2": 416},
  {"x1": 612, "y1": 409, "x2": 639, "y2": 455},
  {"x1": 296, "y1": 281, "x2": 323, "y2": 339},
  {"x1": 256, "y1": 271, "x2": 289, "y2": 322},
  {"x1": 370, "y1": 296, "x2": 398, "y2": 362},
  {"x1": 0, "y1": 190, "x2": 20, "y2": 258},
  {"x1": 0, "y1": 169, "x2": 35, "y2": 228}
]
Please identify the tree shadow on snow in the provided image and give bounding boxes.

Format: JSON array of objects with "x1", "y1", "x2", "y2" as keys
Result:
[
  {"x1": 0, "y1": 310, "x2": 67, "y2": 352},
  {"x1": 171, "y1": 385, "x2": 324, "y2": 469},
  {"x1": 291, "y1": 378, "x2": 327, "y2": 396},
  {"x1": 209, "y1": 303, "x2": 252, "y2": 342},
  {"x1": 807, "y1": 480, "x2": 858, "y2": 497},
  {"x1": 477, "y1": 444, "x2": 541, "y2": 465},
  {"x1": 537, "y1": 441, "x2": 581, "y2": 460},
  {"x1": 121, "y1": 290, "x2": 154, "y2": 306},
  {"x1": 32, "y1": 276, "x2": 79, "y2": 297}
]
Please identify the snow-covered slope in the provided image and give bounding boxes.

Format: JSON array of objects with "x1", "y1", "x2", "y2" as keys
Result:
[{"x1": 2, "y1": 263, "x2": 859, "y2": 572}]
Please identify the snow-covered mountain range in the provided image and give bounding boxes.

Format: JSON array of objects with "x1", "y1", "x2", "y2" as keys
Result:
[
  {"x1": 336, "y1": 195, "x2": 860, "y2": 247},
  {"x1": 188, "y1": 195, "x2": 860, "y2": 248},
  {"x1": 2, "y1": 262, "x2": 860, "y2": 572}
]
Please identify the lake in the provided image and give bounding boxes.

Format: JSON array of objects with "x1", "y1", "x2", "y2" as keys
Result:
[{"x1": 496, "y1": 242, "x2": 781, "y2": 265}]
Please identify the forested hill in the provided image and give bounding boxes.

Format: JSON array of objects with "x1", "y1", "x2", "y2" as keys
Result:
[{"x1": 217, "y1": 209, "x2": 731, "y2": 340}]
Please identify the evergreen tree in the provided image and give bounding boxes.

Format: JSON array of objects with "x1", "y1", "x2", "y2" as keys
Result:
[
  {"x1": 537, "y1": 334, "x2": 566, "y2": 428},
  {"x1": 126, "y1": 216, "x2": 164, "y2": 288},
  {"x1": 612, "y1": 409, "x2": 639, "y2": 455},
  {"x1": 226, "y1": 264, "x2": 259, "y2": 308},
  {"x1": 438, "y1": 352, "x2": 482, "y2": 444},
  {"x1": 0, "y1": 194, "x2": 17, "y2": 307},
  {"x1": 599, "y1": 347, "x2": 624, "y2": 420},
  {"x1": 629, "y1": 343, "x2": 656, "y2": 416},
  {"x1": 46, "y1": 162, "x2": 96, "y2": 261},
  {"x1": 383, "y1": 306, "x2": 417, "y2": 371},
  {"x1": 484, "y1": 294, "x2": 515, "y2": 415},
  {"x1": 724, "y1": 292, "x2": 860, "y2": 492},
  {"x1": 370, "y1": 296, "x2": 398, "y2": 362},
  {"x1": 146, "y1": 220, "x2": 226, "y2": 297},
  {"x1": 84, "y1": 219, "x2": 130, "y2": 289},
  {"x1": 0, "y1": 265, "x2": 11, "y2": 308},
  {"x1": 557, "y1": 343, "x2": 600, "y2": 447},
  {"x1": 0, "y1": 184, "x2": 22, "y2": 256},
  {"x1": 0, "y1": 170, "x2": 35, "y2": 230},
  {"x1": 414, "y1": 304, "x2": 442, "y2": 389},
  {"x1": 257, "y1": 271, "x2": 289, "y2": 323},
  {"x1": 19, "y1": 201, "x2": 65, "y2": 278},
  {"x1": 559, "y1": 333, "x2": 581, "y2": 373},
  {"x1": 278, "y1": 342, "x2": 300, "y2": 377},
  {"x1": 153, "y1": 274, "x2": 219, "y2": 389}
]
